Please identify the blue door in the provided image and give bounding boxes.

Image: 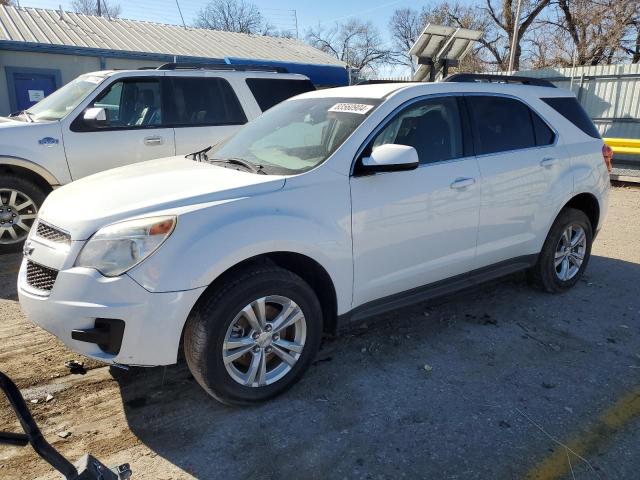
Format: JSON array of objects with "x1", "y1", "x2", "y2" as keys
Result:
[{"x1": 13, "y1": 72, "x2": 57, "y2": 111}]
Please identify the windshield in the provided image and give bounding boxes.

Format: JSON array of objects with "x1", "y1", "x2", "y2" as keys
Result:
[
  {"x1": 26, "y1": 75, "x2": 105, "y2": 121},
  {"x1": 209, "y1": 97, "x2": 380, "y2": 174}
]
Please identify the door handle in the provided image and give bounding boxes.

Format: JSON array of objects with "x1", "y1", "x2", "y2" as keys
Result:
[
  {"x1": 540, "y1": 157, "x2": 556, "y2": 168},
  {"x1": 450, "y1": 177, "x2": 476, "y2": 190},
  {"x1": 144, "y1": 136, "x2": 163, "y2": 146}
]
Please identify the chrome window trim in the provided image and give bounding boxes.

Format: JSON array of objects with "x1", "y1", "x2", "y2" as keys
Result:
[
  {"x1": 350, "y1": 91, "x2": 561, "y2": 175},
  {"x1": 350, "y1": 92, "x2": 469, "y2": 176}
]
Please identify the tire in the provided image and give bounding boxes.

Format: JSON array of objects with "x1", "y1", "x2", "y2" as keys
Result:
[
  {"x1": 0, "y1": 175, "x2": 46, "y2": 254},
  {"x1": 183, "y1": 265, "x2": 323, "y2": 405},
  {"x1": 529, "y1": 208, "x2": 593, "y2": 293}
]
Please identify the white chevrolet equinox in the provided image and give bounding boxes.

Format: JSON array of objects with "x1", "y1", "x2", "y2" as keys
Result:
[{"x1": 18, "y1": 75, "x2": 611, "y2": 405}]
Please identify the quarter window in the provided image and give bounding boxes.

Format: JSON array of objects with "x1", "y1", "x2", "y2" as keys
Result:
[
  {"x1": 542, "y1": 97, "x2": 600, "y2": 138},
  {"x1": 167, "y1": 77, "x2": 247, "y2": 126},
  {"x1": 466, "y1": 96, "x2": 536, "y2": 155},
  {"x1": 246, "y1": 78, "x2": 315, "y2": 112},
  {"x1": 371, "y1": 96, "x2": 464, "y2": 164}
]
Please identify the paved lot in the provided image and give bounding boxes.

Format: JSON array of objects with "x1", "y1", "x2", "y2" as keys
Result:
[{"x1": 1, "y1": 185, "x2": 639, "y2": 480}]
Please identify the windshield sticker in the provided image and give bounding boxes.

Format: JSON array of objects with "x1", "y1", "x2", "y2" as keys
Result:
[{"x1": 328, "y1": 103, "x2": 374, "y2": 115}]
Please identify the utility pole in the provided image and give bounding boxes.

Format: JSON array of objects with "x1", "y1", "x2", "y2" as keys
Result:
[
  {"x1": 508, "y1": 0, "x2": 522, "y2": 73},
  {"x1": 293, "y1": 9, "x2": 299, "y2": 39},
  {"x1": 96, "y1": 0, "x2": 102, "y2": 17}
]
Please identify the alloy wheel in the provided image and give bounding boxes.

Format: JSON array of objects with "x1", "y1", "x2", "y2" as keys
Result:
[
  {"x1": 222, "y1": 295, "x2": 307, "y2": 387},
  {"x1": 554, "y1": 224, "x2": 587, "y2": 281},
  {"x1": 0, "y1": 189, "x2": 38, "y2": 245}
]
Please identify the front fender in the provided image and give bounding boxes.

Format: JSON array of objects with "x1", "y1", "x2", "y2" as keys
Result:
[{"x1": 128, "y1": 180, "x2": 353, "y2": 315}]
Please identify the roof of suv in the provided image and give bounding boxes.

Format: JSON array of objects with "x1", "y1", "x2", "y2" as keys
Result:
[
  {"x1": 297, "y1": 81, "x2": 574, "y2": 100},
  {"x1": 81, "y1": 69, "x2": 310, "y2": 81}
]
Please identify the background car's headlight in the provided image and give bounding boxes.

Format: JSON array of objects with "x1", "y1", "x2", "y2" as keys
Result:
[{"x1": 75, "y1": 216, "x2": 176, "y2": 277}]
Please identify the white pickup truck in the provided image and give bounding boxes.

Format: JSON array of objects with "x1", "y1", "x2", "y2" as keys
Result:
[{"x1": 0, "y1": 64, "x2": 314, "y2": 252}]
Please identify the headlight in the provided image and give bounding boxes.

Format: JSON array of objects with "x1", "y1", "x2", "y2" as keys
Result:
[{"x1": 75, "y1": 216, "x2": 176, "y2": 277}]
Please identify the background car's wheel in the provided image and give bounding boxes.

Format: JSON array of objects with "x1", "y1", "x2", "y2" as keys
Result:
[
  {"x1": 0, "y1": 175, "x2": 46, "y2": 254},
  {"x1": 183, "y1": 265, "x2": 323, "y2": 405},
  {"x1": 529, "y1": 207, "x2": 593, "y2": 293}
]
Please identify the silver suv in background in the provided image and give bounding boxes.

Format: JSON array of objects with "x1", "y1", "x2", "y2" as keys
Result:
[{"x1": 0, "y1": 63, "x2": 314, "y2": 252}]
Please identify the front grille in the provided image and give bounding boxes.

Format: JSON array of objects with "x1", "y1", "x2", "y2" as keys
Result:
[
  {"x1": 35, "y1": 221, "x2": 71, "y2": 244},
  {"x1": 26, "y1": 260, "x2": 58, "y2": 292}
]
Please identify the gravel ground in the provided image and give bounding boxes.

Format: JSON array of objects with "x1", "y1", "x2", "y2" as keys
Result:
[{"x1": 1, "y1": 184, "x2": 639, "y2": 480}]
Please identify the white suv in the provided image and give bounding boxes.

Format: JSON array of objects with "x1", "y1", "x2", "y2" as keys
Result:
[
  {"x1": 0, "y1": 64, "x2": 314, "y2": 252},
  {"x1": 18, "y1": 75, "x2": 610, "y2": 405}
]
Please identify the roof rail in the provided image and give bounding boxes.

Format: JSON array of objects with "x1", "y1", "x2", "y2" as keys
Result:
[
  {"x1": 442, "y1": 73, "x2": 556, "y2": 88},
  {"x1": 156, "y1": 62, "x2": 288, "y2": 73},
  {"x1": 356, "y1": 79, "x2": 421, "y2": 85}
]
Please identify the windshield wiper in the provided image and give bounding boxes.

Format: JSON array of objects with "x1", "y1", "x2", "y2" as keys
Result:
[
  {"x1": 8, "y1": 110, "x2": 34, "y2": 123},
  {"x1": 188, "y1": 145, "x2": 212, "y2": 162},
  {"x1": 187, "y1": 146, "x2": 266, "y2": 174},
  {"x1": 207, "y1": 157, "x2": 266, "y2": 175}
]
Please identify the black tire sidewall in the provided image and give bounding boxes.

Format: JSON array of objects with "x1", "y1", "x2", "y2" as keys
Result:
[
  {"x1": 0, "y1": 175, "x2": 47, "y2": 254},
  {"x1": 537, "y1": 208, "x2": 593, "y2": 292},
  {"x1": 184, "y1": 267, "x2": 323, "y2": 405}
]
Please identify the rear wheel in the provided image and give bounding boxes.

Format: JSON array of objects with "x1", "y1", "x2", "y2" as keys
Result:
[
  {"x1": 183, "y1": 265, "x2": 323, "y2": 405},
  {"x1": 0, "y1": 176, "x2": 45, "y2": 254},
  {"x1": 529, "y1": 208, "x2": 592, "y2": 293}
]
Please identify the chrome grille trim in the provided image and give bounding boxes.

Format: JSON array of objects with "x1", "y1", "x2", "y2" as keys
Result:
[
  {"x1": 35, "y1": 221, "x2": 71, "y2": 245},
  {"x1": 25, "y1": 260, "x2": 58, "y2": 292}
]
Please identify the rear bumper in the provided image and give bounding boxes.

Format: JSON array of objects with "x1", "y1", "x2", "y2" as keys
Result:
[{"x1": 18, "y1": 258, "x2": 205, "y2": 366}]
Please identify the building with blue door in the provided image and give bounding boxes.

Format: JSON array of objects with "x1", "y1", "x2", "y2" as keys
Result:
[{"x1": 0, "y1": 5, "x2": 348, "y2": 115}]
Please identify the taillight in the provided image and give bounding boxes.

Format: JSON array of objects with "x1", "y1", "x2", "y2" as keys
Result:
[{"x1": 602, "y1": 144, "x2": 613, "y2": 173}]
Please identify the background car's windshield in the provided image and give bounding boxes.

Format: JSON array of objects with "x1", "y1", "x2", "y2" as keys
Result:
[
  {"x1": 210, "y1": 97, "x2": 380, "y2": 174},
  {"x1": 26, "y1": 75, "x2": 105, "y2": 121}
]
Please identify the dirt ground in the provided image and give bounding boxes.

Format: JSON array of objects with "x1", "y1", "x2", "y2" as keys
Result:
[{"x1": 1, "y1": 185, "x2": 639, "y2": 480}]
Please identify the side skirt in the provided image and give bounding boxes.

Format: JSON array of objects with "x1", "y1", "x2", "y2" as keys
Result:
[{"x1": 337, "y1": 254, "x2": 538, "y2": 328}]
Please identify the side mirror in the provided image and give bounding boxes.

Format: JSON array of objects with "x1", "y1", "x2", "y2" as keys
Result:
[
  {"x1": 359, "y1": 144, "x2": 419, "y2": 174},
  {"x1": 83, "y1": 107, "x2": 107, "y2": 127}
]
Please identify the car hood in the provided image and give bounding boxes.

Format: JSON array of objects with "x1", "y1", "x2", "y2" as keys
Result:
[{"x1": 39, "y1": 156, "x2": 286, "y2": 240}]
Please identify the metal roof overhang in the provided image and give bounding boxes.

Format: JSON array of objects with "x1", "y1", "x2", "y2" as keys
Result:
[
  {"x1": 0, "y1": 41, "x2": 349, "y2": 87},
  {"x1": 225, "y1": 57, "x2": 349, "y2": 87}
]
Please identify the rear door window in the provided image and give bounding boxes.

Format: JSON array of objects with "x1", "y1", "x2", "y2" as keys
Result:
[
  {"x1": 542, "y1": 97, "x2": 600, "y2": 138},
  {"x1": 246, "y1": 78, "x2": 315, "y2": 112},
  {"x1": 167, "y1": 77, "x2": 247, "y2": 126},
  {"x1": 466, "y1": 96, "x2": 536, "y2": 155}
]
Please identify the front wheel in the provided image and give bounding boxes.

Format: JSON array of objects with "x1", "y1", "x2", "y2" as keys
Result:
[
  {"x1": 183, "y1": 265, "x2": 323, "y2": 405},
  {"x1": 0, "y1": 175, "x2": 46, "y2": 254},
  {"x1": 529, "y1": 208, "x2": 593, "y2": 293}
]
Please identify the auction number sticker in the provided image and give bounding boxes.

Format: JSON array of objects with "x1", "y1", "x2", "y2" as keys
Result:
[{"x1": 328, "y1": 103, "x2": 374, "y2": 115}]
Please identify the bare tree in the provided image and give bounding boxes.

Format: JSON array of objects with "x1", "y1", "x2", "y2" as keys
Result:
[
  {"x1": 195, "y1": 0, "x2": 271, "y2": 34},
  {"x1": 388, "y1": 8, "x2": 424, "y2": 74},
  {"x1": 71, "y1": 0, "x2": 121, "y2": 19},
  {"x1": 306, "y1": 19, "x2": 392, "y2": 79},
  {"x1": 0, "y1": 0, "x2": 13, "y2": 6},
  {"x1": 484, "y1": 0, "x2": 551, "y2": 71},
  {"x1": 547, "y1": 0, "x2": 640, "y2": 66}
]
